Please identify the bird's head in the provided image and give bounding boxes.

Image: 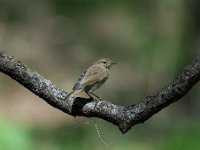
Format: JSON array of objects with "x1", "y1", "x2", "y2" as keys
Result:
[{"x1": 95, "y1": 58, "x2": 117, "y2": 69}]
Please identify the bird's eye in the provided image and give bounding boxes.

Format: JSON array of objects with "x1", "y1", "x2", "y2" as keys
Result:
[{"x1": 102, "y1": 61, "x2": 106, "y2": 64}]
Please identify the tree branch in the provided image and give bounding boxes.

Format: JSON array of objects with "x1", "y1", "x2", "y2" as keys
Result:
[{"x1": 0, "y1": 52, "x2": 200, "y2": 133}]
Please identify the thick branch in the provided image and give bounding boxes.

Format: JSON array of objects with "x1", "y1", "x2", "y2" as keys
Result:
[{"x1": 0, "y1": 52, "x2": 200, "y2": 133}]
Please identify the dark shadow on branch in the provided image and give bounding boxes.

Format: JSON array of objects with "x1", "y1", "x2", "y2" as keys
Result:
[{"x1": 71, "y1": 97, "x2": 94, "y2": 116}]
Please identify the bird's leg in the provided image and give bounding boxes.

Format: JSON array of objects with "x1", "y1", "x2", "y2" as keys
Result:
[
  {"x1": 85, "y1": 91, "x2": 94, "y2": 99},
  {"x1": 85, "y1": 91, "x2": 102, "y2": 101},
  {"x1": 90, "y1": 92, "x2": 103, "y2": 101}
]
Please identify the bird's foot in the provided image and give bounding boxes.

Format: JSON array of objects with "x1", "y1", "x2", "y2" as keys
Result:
[{"x1": 97, "y1": 97, "x2": 105, "y2": 101}]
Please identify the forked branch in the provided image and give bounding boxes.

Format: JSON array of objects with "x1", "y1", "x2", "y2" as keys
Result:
[{"x1": 0, "y1": 52, "x2": 200, "y2": 133}]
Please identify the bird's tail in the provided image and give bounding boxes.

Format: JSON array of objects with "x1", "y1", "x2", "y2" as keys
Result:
[
  {"x1": 64, "y1": 91, "x2": 75, "y2": 101},
  {"x1": 64, "y1": 89, "x2": 82, "y2": 101}
]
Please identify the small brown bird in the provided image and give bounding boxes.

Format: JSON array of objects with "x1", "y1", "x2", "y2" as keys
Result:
[{"x1": 66, "y1": 58, "x2": 116, "y2": 100}]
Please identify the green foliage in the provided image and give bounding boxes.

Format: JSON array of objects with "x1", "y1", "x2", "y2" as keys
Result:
[
  {"x1": 0, "y1": 117, "x2": 32, "y2": 150},
  {"x1": 159, "y1": 122, "x2": 200, "y2": 150},
  {"x1": 0, "y1": 116, "x2": 200, "y2": 150}
]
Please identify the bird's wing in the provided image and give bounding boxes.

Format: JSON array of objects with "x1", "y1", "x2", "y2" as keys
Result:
[
  {"x1": 81, "y1": 65, "x2": 108, "y2": 86},
  {"x1": 73, "y1": 65, "x2": 107, "y2": 90},
  {"x1": 72, "y1": 71, "x2": 86, "y2": 90}
]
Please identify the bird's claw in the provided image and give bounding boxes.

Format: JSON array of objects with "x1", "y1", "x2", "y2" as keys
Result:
[{"x1": 98, "y1": 97, "x2": 104, "y2": 101}]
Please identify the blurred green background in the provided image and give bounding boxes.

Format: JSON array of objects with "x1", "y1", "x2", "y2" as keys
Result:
[{"x1": 0, "y1": 0, "x2": 200, "y2": 150}]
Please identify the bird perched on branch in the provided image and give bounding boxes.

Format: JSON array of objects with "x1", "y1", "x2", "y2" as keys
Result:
[{"x1": 66, "y1": 58, "x2": 116, "y2": 100}]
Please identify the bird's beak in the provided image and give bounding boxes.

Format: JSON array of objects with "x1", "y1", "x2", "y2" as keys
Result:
[{"x1": 111, "y1": 61, "x2": 117, "y2": 65}]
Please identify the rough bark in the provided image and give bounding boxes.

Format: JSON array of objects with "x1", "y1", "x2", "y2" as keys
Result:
[{"x1": 0, "y1": 52, "x2": 200, "y2": 133}]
